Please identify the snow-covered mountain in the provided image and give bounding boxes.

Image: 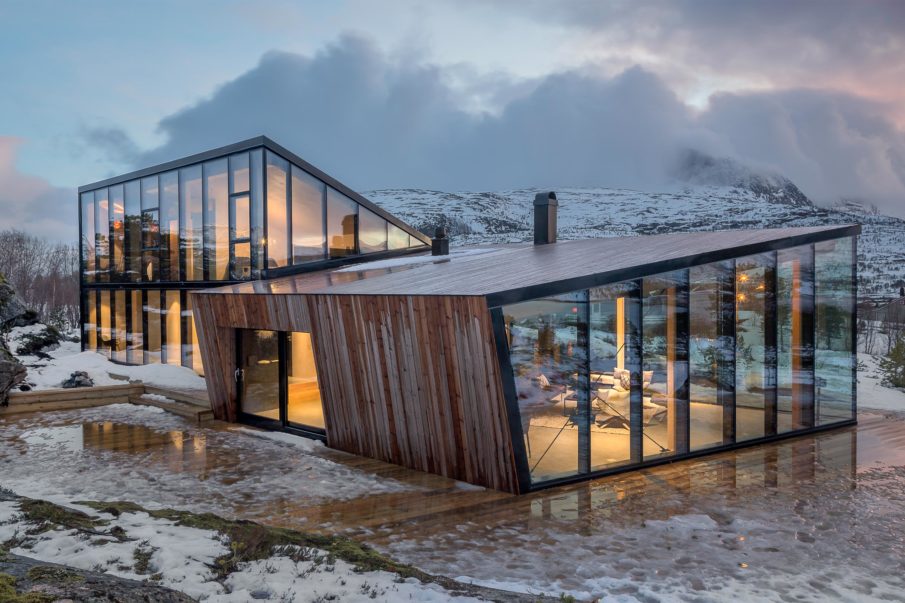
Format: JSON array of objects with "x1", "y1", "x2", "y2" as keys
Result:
[{"x1": 366, "y1": 180, "x2": 905, "y2": 301}]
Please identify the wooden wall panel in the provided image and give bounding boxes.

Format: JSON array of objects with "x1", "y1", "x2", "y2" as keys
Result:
[{"x1": 191, "y1": 291, "x2": 521, "y2": 493}]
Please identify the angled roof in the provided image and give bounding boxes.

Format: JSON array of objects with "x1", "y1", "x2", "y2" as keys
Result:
[
  {"x1": 78, "y1": 135, "x2": 431, "y2": 247},
  {"x1": 204, "y1": 224, "x2": 859, "y2": 306}
]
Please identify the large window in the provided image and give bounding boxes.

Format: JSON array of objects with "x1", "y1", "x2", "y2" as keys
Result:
[
  {"x1": 204, "y1": 159, "x2": 229, "y2": 281},
  {"x1": 501, "y1": 237, "x2": 854, "y2": 487},
  {"x1": 110, "y1": 185, "x2": 124, "y2": 280},
  {"x1": 266, "y1": 152, "x2": 290, "y2": 269},
  {"x1": 291, "y1": 165, "x2": 325, "y2": 264},
  {"x1": 736, "y1": 253, "x2": 776, "y2": 442},
  {"x1": 359, "y1": 208, "x2": 388, "y2": 254},
  {"x1": 689, "y1": 261, "x2": 734, "y2": 451},
  {"x1": 80, "y1": 193, "x2": 95, "y2": 283},
  {"x1": 505, "y1": 292, "x2": 587, "y2": 483},
  {"x1": 816, "y1": 237, "x2": 856, "y2": 425},
  {"x1": 327, "y1": 188, "x2": 358, "y2": 258},
  {"x1": 642, "y1": 270, "x2": 689, "y2": 460},
  {"x1": 180, "y1": 165, "x2": 203, "y2": 281},
  {"x1": 159, "y1": 171, "x2": 179, "y2": 281},
  {"x1": 778, "y1": 246, "x2": 815, "y2": 433}
]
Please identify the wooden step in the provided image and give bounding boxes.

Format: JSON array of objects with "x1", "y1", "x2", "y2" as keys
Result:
[
  {"x1": 1, "y1": 384, "x2": 143, "y2": 416},
  {"x1": 131, "y1": 394, "x2": 214, "y2": 423}
]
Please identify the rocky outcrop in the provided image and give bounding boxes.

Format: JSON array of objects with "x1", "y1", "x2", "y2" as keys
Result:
[
  {"x1": 0, "y1": 341, "x2": 26, "y2": 406},
  {"x1": 0, "y1": 278, "x2": 37, "y2": 330}
]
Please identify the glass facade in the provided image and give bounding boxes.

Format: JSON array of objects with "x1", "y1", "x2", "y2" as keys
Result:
[
  {"x1": 79, "y1": 142, "x2": 427, "y2": 374},
  {"x1": 502, "y1": 237, "x2": 857, "y2": 487}
]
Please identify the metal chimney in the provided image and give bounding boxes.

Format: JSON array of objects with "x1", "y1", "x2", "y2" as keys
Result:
[
  {"x1": 431, "y1": 226, "x2": 449, "y2": 256},
  {"x1": 533, "y1": 191, "x2": 558, "y2": 245}
]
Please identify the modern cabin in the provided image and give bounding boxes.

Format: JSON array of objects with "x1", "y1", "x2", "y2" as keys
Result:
[{"x1": 80, "y1": 138, "x2": 859, "y2": 494}]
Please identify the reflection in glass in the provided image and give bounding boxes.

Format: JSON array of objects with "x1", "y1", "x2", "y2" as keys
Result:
[
  {"x1": 110, "y1": 185, "x2": 125, "y2": 280},
  {"x1": 125, "y1": 180, "x2": 141, "y2": 282},
  {"x1": 505, "y1": 292, "x2": 587, "y2": 483},
  {"x1": 95, "y1": 189, "x2": 109, "y2": 282},
  {"x1": 778, "y1": 246, "x2": 815, "y2": 433},
  {"x1": 204, "y1": 159, "x2": 229, "y2": 280},
  {"x1": 359, "y1": 208, "x2": 388, "y2": 254},
  {"x1": 180, "y1": 165, "x2": 203, "y2": 280},
  {"x1": 99, "y1": 290, "x2": 111, "y2": 357},
  {"x1": 291, "y1": 166, "x2": 325, "y2": 263},
  {"x1": 266, "y1": 152, "x2": 290, "y2": 268},
  {"x1": 145, "y1": 290, "x2": 161, "y2": 364},
  {"x1": 736, "y1": 253, "x2": 776, "y2": 442},
  {"x1": 81, "y1": 193, "x2": 95, "y2": 283},
  {"x1": 183, "y1": 294, "x2": 203, "y2": 375},
  {"x1": 250, "y1": 149, "x2": 265, "y2": 275},
  {"x1": 141, "y1": 176, "x2": 160, "y2": 282},
  {"x1": 589, "y1": 281, "x2": 638, "y2": 470},
  {"x1": 128, "y1": 290, "x2": 143, "y2": 364},
  {"x1": 327, "y1": 188, "x2": 358, "y2": 258},
  {"x1": 229, "y1": 153, "x2": 249, "y2": 194},
  {"x1": 160, "y1": 171, "x2": 179, "y2": 281},
  {"x1": 239, "y1": 329, "x2": 280, "y2": 420},
  {"x1": 87, "y1": 290, "x2": 97, "y2": 350},
  {"x1": 388, "y1": 224, "x2": 410, "y2": 250},
  {"x1": 642, "y1": 270, "x2": 689, "y2": 459},
  {"x1": 288, "y1": 332, "x2": 324, "y2": 430},
  {"x1": 165, "y1": 290, "x2": 181, "y2": 366},
  {"x1": 233, "y1": 195, "x2": 250, "y2": 241},
  {"x1": 232, "y1": 242, "x2": 251, "y2": 280},
  {"x1": 690, "y1": 261, "x2": 734, "y2": 451},
  {"x1": 816, "y1": 237, "x2": 855, "y2": 425},
  {"x1": 114, "y1": 289, "x2": 127, "y2": 362}
]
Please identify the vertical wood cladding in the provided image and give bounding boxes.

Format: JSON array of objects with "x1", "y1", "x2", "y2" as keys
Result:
[{"x1": 192, "y1": 292, "x2": 520, "y2": 493}]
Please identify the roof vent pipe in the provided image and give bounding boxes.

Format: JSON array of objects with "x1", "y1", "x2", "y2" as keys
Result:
[
  {"x1": 431, "y1": 227, "x2": 449, "y2": 256},
  {"x1": 534, "y1": 191, "x2": 558, "y2": 245}
]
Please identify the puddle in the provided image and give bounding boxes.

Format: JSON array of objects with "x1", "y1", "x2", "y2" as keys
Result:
[{"x1": 20, "y1": 422, "x2": 207, "y2": 458}]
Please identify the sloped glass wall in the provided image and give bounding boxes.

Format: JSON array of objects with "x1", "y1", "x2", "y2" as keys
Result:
[{"x1": 502, "y1": 237, "x2": 856, "y2": 487}]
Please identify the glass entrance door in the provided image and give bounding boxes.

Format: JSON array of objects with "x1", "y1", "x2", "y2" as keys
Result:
[
  {"x1": 236, "y1": 329, "x2": 325, "y2": 434},
  {"x1": 237, "y1": 329, "x2": 281, "y2": 424}
]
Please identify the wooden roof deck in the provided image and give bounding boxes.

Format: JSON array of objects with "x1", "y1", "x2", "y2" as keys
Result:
[{"x1": 205, "y1": 224, "x2": 858, "y2": 305}]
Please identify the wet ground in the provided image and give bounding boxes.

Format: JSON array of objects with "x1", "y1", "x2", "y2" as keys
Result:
[{"x1": 2, "y1": 403, "x2": 905, "y2": 601}]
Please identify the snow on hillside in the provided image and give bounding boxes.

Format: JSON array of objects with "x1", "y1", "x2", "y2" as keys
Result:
[{"x1": 365, "y1": 185, "x2": 905, "y2": 300}]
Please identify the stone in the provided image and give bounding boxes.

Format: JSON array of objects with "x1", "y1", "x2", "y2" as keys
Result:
[
  {"x1": 61, "y1": 371, "x2": 94, "y2": 389},
  {"x1": 0, "y1": 280, "x2": 37, "y2": 329},
  {"x1": 0, "y1": 342, "x2": 26, "y2": 406}
]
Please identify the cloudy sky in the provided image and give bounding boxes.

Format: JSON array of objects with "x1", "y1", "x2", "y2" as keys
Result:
[{"x1": 1, "y1": 0, "x2": 904, "y2": 240}]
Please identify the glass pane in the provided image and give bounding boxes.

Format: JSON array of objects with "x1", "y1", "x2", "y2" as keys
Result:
[
  {"x1": 778, "y1": 246, "x2": 815, "y2": 433},
  {"x1": 816, "y1": 237, "x2": 855, "y2": 425},
  {"x1": 180, "y1": 165, "x2": 203, "y2": 281},
  {"x1": 690, "y1": 261, "x2": 734, "y2": 451},
  {"x1": 239, "y1": 329, "x2": 280, "y2": 420},
  {"x1": 232, "y1": 242, "x2": 251, "y2": 280},
  {"x1": 95, "y1": 189, "x2": 109, "y2": 282},
  {"x1": 128, "y1": 289, "x2": 143, "y2": 364},
  {"x1": 204, "y1": 159, "x2": 229, "y2": 280},
  {"x1": 145, "y1": 290, "x2": 162, "y2": 364},
  {"x1": 141, "y1": 175, "x2": 158, "y2": 211},
  {"x1": 233, "y1": 194, "x2": 250, "y2": 241},
  {"x1": 388, "y1": 224, "x2": 410, "y2": 251},
  {"x1": 288, "y1": 332, "x2": 325, "y2": 429},
  {"x1": 266, "y1": 151, "x2": 290, "y2": 268},
  {"x1": 409, "y1": 234, "x2": 427, "y2": 248},
  {"x1": 99, "y1": 289, "x2": 111, "y2": 358},
  {"x1": 229, "y1": 153, "x2": 249, "y2": 194},
  {"x1": 86, "y1": 290, "x2": 97, "y2": 350},
  {"x1": 642, "y1": 270, "x2": 689, "y2": 460},
  {"x1": 589, "y1": 281, "x2": 638, "y2": 470},
  {"x1": 125, "y1": 180, "x2": 141, "y2": 282},
  {"x1": 160, "y1": 171, "x2": 179, "y2": 281},
  {"x1": 291, "y1": 166, "x2": 325, "y2": 263},
  {"x1": 165, "y1": 290, "x2": 181, "y2": 366},
  {"x1": 182, "y1": 294, "x2": 203, "y2": 374},
  {"x1": 504, "y1": 292, "x2": 587, "y2": 483},
  {"x1": 359, "y1": 208, "x2": 388, "y2": 254},
  {"x1": 141, "y1": 210, "x2": 160, "y2": 281},
  {"x1": 251, "y1": 149, "x2": 265, "y2": 275},
  {"x1": 327, "y1": 188, "x2": 358, "y2": 258},
  {"x1": 110, "y1": 184, "x2": 125, "y2": 281},
  {"x1": 80, "y1": 192, "x2": 95, "y2": 283},
  {"x1": 113, "y1": 289, "x2": 127, "y2": 362},
  {"x1": 736, "y1": 253, "x2": 776, "y2": 442}
]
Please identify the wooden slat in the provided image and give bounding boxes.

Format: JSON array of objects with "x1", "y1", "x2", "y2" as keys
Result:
[{"x1": 193, "y1": 291, "x2": 522, "y2": 493}]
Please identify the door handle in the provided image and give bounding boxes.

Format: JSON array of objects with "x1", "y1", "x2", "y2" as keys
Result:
[{"x1": 234, "y1": 368, "x2": 244, "y2": 383}]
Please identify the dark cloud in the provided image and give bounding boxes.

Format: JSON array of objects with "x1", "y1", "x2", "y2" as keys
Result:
[
  {"x1": 79, "y1": 125, "x2": 142, "y2": 166},
  {"x1": 133, "y1": 34, "x2": 905, "y2": 216}
]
